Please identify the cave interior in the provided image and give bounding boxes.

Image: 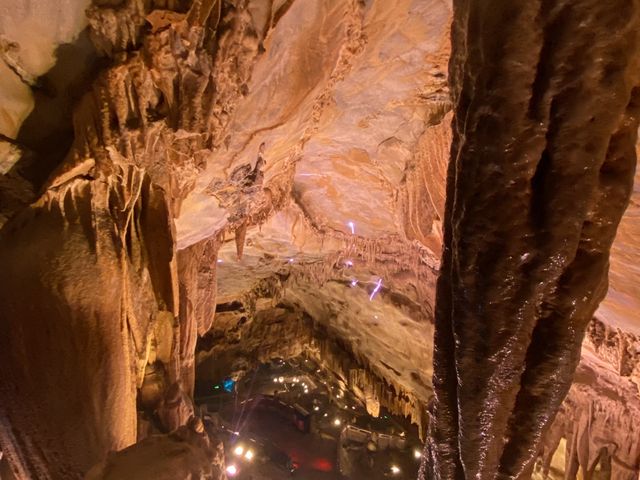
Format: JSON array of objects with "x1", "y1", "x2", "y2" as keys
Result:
[{"x1": 0, "y1": 0, "x2": 639, "y2": 479}]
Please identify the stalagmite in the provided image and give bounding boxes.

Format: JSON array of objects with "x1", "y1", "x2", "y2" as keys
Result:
[
  {"x1": 425, "y1": 0, "x2": 640, "y2": 479},
  {"x1": 84, "y1": 417, "x2": 226, "y2": 480}
]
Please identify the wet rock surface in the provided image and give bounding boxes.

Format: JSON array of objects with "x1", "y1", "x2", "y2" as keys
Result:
[{"x1": 425, "y1": 0, "x2": 640, "y2": 478}]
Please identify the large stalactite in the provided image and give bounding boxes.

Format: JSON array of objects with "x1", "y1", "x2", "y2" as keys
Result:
[{"x1": 425, "y1": 1, "x2": 640, "y2": 479}]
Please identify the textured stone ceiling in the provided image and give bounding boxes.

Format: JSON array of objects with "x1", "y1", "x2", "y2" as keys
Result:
[{"x1": 1, "y1": 0, "x2": 637, "y2": 343}]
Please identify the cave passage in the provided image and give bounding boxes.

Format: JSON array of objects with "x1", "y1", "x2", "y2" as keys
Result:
[{"x1": 195, "y1": 354, "x2": 423, "y2": 480}]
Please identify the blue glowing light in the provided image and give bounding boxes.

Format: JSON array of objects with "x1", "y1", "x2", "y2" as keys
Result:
[{"x1": 223, "y1": 378, "x2": 236, "y2": 393}]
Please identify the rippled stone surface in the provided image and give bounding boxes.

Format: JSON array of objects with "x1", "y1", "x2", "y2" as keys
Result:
[{"x1": 424, "y1": 0, "x2": 640, "y2": 478}]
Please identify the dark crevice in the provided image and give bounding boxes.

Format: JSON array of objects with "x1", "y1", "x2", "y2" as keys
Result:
[
  {"x1": 270, "y1": 0, "x2": 295, "y2": 30},
  {"x1": 6, "y1": 30, "x2": 102, "y2": 191},
  {"x1": 529, "y1": 147, "x2": 552, "y2": 230},
  {"x1": 215, "y1": 300, "x2": 245, "y2": 313},
  {"x1": 0, "y1": 133, "x2": 24, "y2": 147}
]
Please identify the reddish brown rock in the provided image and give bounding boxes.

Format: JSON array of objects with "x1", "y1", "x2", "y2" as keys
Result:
[
  {"x1": 85, "y1": 418, "x2": 226, "y2": 480},
  {"x1": 426, "y1": 0, "x2": 640, "y2": 478}
]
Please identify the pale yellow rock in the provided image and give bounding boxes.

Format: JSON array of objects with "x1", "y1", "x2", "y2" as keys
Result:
[{"x1": 0, "y1": 62, "x2": 33, "y2": 138}]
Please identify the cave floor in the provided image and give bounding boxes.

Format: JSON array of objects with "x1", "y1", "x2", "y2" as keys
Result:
[{"x1": 197, "y1": 357, "x2": 423, "y2": 479}]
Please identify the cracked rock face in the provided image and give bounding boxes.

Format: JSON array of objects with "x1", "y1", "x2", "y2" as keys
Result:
[{"x1": 0, "y1": 0, "x2": 639, "y2": 479}]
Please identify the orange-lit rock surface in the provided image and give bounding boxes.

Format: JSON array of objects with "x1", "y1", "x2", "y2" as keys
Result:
[
  {"x1": 85, "y1": 418, "x2": 226, "y2": 480},
  {"x1": 598, "y1": 167, "x2": 640, "y2": 336},
  {"x1": 537, "y1": 329, "x2": 640, "y2": 480},
  {"x1": 0, "y1": 0, "x2": 638, "y2": 478}
]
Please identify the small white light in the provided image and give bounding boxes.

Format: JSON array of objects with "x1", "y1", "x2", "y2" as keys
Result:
[
  {"x1": 352, "y1": 406, "x2": 356, "y2": 410},
  {"x1": 391, "y1": 465, "x2": 401, "y2": 474},
  {"x1": 345, "y1": 260, "x2": 353, "y2": 267},
  {"x1": 304, "y1": 388, "x2": 309, "y2": 393},
  {"x1": 288, "y1": 258, "x2": 294, "y2": 263},
  {"x1": 313, "y1": 406, "x2": 320, "y2": 411},
  {"x1": 369, "y1": 278, "x2": 383, "y2": 301},
  {"x1": 351, "y1": 279, "x2": 358, "y2": 287},
  {"x1": 226, "y1": 464, "x2": 238, "y2": 476},
  {"x1": 245, "y1": 450, "x2": 254, "y2": 461},
  {"x1": 414, "y1": 449, "x2": 422, "y2": 459},
  {"x1": 347, "y1": 221, "x2": 355, "y2": 234},
  {"x1": 234, "y1": 446, "x2": 244, "y2": 456},
  {"x1": 217, "y1": 259, "x2": 223, "y2": 264},
  {"x1": 333, "y1": 418, "x2": 341, "y2": 426},
  {"x1": 273, "y1": 378, "x2": 278, "y2": 383},
  {"x1": 278, "y1": 376, "x2": 284, "y2": 383},
  {"x1": 324, "y1": 413, "x2": 328, "y2": 417}
]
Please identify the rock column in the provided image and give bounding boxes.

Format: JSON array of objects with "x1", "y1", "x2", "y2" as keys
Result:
[{"x1": 425, "y1": 0, "x2": 640, "y2": 478}]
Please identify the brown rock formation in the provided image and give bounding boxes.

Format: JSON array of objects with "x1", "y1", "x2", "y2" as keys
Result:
[
  {"x1": 177, "y1": 236, "x2": 221, "y2": 395},
  {"x1": 426, "y1": 1, "x2": 640, "y2": 479},
  {"x1": 0, "y1": 0, "x2": 235, "y2": 476},
  {"x1": 0, "y1": 168, "x2": 179, "y2": 478},
  {"x1": 538, "y1": 342, "x2": 640, "y2": 480},
  {"x1": 584, "y1": 318, "x2": 640, "y2": 391},
  {"x1": 85, "y1": 417, "x2": 226, "y2": 480}
]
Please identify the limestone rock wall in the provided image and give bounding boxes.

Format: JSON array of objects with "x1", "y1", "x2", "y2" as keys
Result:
[
  {"x1": 0, "y1": 166, "x2": 178, "y2": 478},
  {"x1": 177, "y1": 236, "x2": 221, "y2": 396},
  {"x1": 539, "y1": 351, "x2": 640, "y2": 480},
  {"x1": 309, "y1": 323, "x2": 431, "y2": 439},
  {"x1": 426, "y1": 0, "x2": 640, "y2": 478},
  {"x1": 0, "y1": 0, "x2": 239, "y2": 476}
]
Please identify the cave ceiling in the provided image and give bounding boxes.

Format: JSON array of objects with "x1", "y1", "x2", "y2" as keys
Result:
[{"x1": 2, "y1": 0, "x2": 636, "y2": 339}]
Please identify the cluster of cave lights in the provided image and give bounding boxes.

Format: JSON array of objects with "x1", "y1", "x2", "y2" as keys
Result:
[
  {"x1": 346, "y1": 222, "x2": 383, "y2": 298},
  {"x1": 218, "y1": 220, "x2": 383, "y2": 298},
  {"x1": 225, "y1": 444, "x2": 254, "y2": 477},
  {"x1": 223, "y1": 220, "x2": 387, "y2": 478},
  {"x1": 221, "y1": 373, "x2": 422, "y2": 477}
]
